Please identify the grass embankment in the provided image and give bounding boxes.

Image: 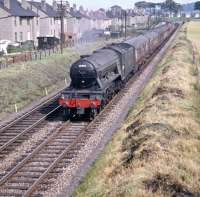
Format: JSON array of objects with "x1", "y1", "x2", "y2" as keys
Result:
[
  {"x1": 0, "y1": 39, "x2": 121, "y2": 121},
  {"x1": 74, "y1": 25, "x2": 200, "y2": 196}
]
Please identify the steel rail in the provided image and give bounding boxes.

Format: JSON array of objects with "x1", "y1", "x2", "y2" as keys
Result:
[
  {"x1": 0, "y1": 91, "x2": 62, "y2": 133},
  {"x1": 0, "y1": 105, "x2": 61, "y2": 154},
  {"x1": 0, "y1": 121, "x2": 70, "y2": 186}
]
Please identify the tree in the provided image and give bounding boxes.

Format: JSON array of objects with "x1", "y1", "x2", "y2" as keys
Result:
[
  {"x1": 135, "y1": 1, "x2": 157, "y2": 9},
  {"x1": 162, "y1": 0, "x2": 181, "y2": 15},
  {"x1": 195, "y1": 1, "x2": 200, "y2": 10}
]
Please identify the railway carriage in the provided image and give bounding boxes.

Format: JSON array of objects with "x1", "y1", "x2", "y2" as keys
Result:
[
  {"x1": 59, "y1": 23, "x2": 177, "y2": 120},
  {"x1": 144, "y1": 31, "x2": 160, "y2": 54},
  {"x1": 125, "y1": 35, "x2": 149, "y2": 66}
]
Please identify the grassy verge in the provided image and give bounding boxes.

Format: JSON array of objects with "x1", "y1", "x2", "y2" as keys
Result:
[
  {"x1": 0, "y1": 39, "x2": 121, "y2": 121},
  {"x1": 74, "y1": 24, "x2": 200, "y2": 196},
  {"x1": 187, "y1": 21, "x2": 200, "y2": 51}
]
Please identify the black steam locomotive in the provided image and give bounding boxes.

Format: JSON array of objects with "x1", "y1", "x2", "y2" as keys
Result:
[{"x1": 59, "y1": 23, "x2": 176, "y2": 120}]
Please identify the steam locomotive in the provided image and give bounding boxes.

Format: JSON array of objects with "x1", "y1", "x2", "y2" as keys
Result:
[{"x1": 59, "y1": 23, "x2": 176, "y2": 120}]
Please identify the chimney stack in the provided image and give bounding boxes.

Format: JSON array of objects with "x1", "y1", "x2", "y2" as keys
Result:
[
  {"x1": 52, "y1": 0, "x2": 57, "y2": 11},
  {"x1": 73, "y1": 4, "x2": 76, "y2": 11},
  {"x1": 65, "y1": 1, "x2": 70, "y2": 12},
  {"x1": 21, "y1": 0, "x2": 28, "y2": 9},
  {"x1": 79, "y1": 5, "x2": 84, "y2": 13},
  {"x1": 41, "y1": 0, "x2": 46, "y2": 11},
  {"x1": 4, "y1": 0, "x2": 11, "y2": 9}
]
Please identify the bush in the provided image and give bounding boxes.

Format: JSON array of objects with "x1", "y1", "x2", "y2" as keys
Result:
[
  {"x1": 21, "y1": 40, "x2": 35, "y2": 51},
  {"x1": 7, "y1": 45, "x2": 23, "y2": 54}
]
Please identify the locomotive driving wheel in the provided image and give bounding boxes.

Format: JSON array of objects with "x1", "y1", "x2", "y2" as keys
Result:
[
  {"x1": 62, "y1": 108, "x2": 70, "y2": 121},
  {"x1": 90, "y1": 108, "x2": 97, "y2": 121}
]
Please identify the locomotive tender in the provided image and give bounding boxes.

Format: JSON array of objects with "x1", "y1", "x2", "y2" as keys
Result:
[{"x1": 59, "y1": 22, "x2": 176, "y2": 120}]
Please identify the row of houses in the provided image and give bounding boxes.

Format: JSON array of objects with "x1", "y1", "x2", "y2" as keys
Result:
[{"x1": 0, "y1": 1, "x2": 149, "y2": 46}]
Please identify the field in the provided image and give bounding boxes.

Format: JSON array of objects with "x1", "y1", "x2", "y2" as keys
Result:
[
  {"x1": 0, "y1": 39, "x2": 122, "y2": 121},
  {"x1": 74, "y1": 24, "x2": 200, "y2": 196},
  {"x1": 187, "y1": 21, "x2": 200, "y2": 51}
]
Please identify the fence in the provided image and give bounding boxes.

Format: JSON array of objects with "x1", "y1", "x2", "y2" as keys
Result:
[
  {"x1": 0, "y1": 38, "x2": 89, "y2": 70},
  {"x1": 0, "y1": 46, "x2": 63, "y2": 69},
  {"x1": 0, "y1": 36, "x2": 119, "y2": 70}
]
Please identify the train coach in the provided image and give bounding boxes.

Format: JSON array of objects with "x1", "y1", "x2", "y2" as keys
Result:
[{"x1": 59, "y1": 22, "x2": 177, "y2": 120}]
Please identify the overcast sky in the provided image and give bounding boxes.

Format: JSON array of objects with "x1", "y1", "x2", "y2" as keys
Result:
[{"x1": 46, "y1": 0, "x2": 196, "y2": 10}]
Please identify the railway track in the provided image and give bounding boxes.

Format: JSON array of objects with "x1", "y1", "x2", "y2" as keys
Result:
[
  {"x1": 0, "y1": 95, "x2": 61, "y2": 159},
  {"x1": 0, "y1": 27, "x2": 179, "y2": 196}
]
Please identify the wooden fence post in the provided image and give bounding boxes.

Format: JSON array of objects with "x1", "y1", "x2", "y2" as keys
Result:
[
  {"x1": 15, "y1": 104, "x2": 18, "y2": 113},
  {"x1": 5, "y1": 56, "x2": 8, "y2": 68},
  {"x1": 65, "y1": 78, "x2": 67, "y2": 86},
  {"x1": 45, "y1": 88, "x2": 48, "y2": 96}
]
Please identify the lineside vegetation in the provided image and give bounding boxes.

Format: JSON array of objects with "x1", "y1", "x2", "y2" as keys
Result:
[{"x1": 74, "y1": 23, "x2": 200, "y2": 197}]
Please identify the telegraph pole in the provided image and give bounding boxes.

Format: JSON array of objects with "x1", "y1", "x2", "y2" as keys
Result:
[
  {"x1": 124, "y1": 10, "x2": 127, "y2": 40},
  {"x1": 60, "y1": 0, "x2": 64, "y2": 53},
  {"x1": 57, "y1": 0, "x2": 68, "y2": 54},
  {"x1": 121, "y1": 10, "x2": 127, "y2": 40}
]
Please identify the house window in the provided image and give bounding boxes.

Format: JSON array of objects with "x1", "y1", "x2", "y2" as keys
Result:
[
  {"x1": 20, "y1": 32, "x2": 23, "y2": 42},
  {"x1": 27, "y1": 18, "x2": 30, "y2": 25},
  {"x1": 36, "y1": 18, "x2": 39, "y2": 25},
  {"x1": 15, "y1": 32, "x2": 17, "y2": 42},
  {"x1": 14, "y1": 17, "x2": 17, "y2": 26},
  {"x1": 20, "y1": 18, "x2": 22, "y2": 25}
]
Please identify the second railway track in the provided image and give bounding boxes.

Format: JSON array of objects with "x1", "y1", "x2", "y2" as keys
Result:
[
  {"x1": 0, "y1": 121, "x2": 88, "y2": 197},
  {"x1": 0, "y1": 96, "x2": 61, "y2": 158}
]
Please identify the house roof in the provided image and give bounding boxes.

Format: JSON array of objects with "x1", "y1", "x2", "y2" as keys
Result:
[
  {"x1": 69, "y1": 8, "x2": 82, "y2": 19},
  {"x1": 111, "y1": 5, "x2": 122, "y2": 9},
  {"x1": 29, "y1": 1, "x2": 59, "y2": 17},
  {"x1": 69, "y1": 8, "x2": 91, "y2": 20},
  {"x1": 0, "y1": 0, "x2": 37, "y2": 17}
]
